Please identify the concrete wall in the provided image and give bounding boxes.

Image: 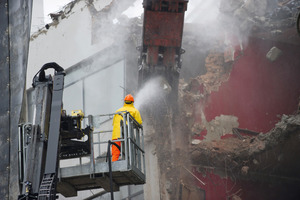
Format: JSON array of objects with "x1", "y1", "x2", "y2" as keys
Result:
[
  {"x1": 200, "y1": 38, "x2": 300, "y2": 137},
  {"x1": 27, "y1": 0, "x2": 114, "y2": 89}
]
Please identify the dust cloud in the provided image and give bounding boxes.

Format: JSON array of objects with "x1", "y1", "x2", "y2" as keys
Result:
[
  {"x1": 134, "y1": 77, "x2": 168, "y2": 110},
  {"x1": 184, "y1": 0, "x2": 273, "y2": 48}
]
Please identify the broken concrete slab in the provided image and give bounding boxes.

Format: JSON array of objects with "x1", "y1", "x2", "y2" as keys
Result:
[
  {"x1": 266, "y1": 46, "x2": 282, "y2": 62},
  {"x1": 190, "y1": 113, "x2": 300, "y2": 182}
]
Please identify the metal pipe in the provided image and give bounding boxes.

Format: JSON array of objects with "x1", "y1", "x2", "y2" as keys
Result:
[
  {"x1": 98, "y1": 133, "x2": 101, "y2": 158},
  {"x1": 141, "y1": 128, "x2": 145, "y2": 174},
  {"x1": 128, "y1": 138, "x2": 144, "y2": 153},
  {"x1": 83, "y1": 190, "x2": 107, "y2": 200},
  {"x1": 124, "y1": 115, "x2": 128, "y2": 164},
  {"x1": 18, "y1": 124, "x2": 23, "y2": 184},
  {"x1": 183, "y1": 166, "x2": 205, "y2": 186},
  {"x1": 88, "y1": 115, "x2": 95, "y2": 178},
  {"x1": 128, "y1": 114, "x2": 135, "y2": 167},
  {"x1": 107, "y1": 140, "x2": 114, "y2": 200},
  {"x1": 128, "y1": 114, "x2": 143, "y2": 128},
  {"x1": 123, "y1": 113, "x2": 130, "y2": 167},
  {"x1": 126, "y1": 113, "x2": 132, "y2": 167},
  {"x1": 93, "y1": 130, "x2": 113, "y2": 134},
  {"x1": 136, "y1": 128, "x2": 141, "y2": 170}
]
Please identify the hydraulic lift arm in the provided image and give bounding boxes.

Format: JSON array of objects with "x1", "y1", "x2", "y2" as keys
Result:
[
  {"x1": 18, "y1": 63, "x2": 92, "y2": 200},
  {"x1": 38, "y1": 64, "x2": 65, "y2": 199},
  {"x1": 18, "y1": 63, "x2": 65, "y2": 200}
]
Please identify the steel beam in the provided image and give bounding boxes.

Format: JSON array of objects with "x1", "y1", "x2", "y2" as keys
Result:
[
  {"x1": 0, "y1": 1, "x2": 10, "y2": 199},
  {"x1": 0, "y1": 1, "x2": 32, "y2": 199}
]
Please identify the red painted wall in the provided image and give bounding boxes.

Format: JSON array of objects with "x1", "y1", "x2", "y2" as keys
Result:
[
  {"x1": 195, "y1": 38, "x2": 300, "y2": 199},
  {"x1": 204, "y1": 37, "x2": 300, "y2": 133}
]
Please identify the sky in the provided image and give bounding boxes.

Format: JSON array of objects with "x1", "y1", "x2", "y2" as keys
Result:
[{"x1": 44, "y1": 0, "x2": 74, "y2": 23}]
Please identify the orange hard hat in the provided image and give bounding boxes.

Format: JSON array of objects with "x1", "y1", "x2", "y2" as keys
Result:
[{"x1": 124, "y1": 94, "x2": 134, "y2": 102}]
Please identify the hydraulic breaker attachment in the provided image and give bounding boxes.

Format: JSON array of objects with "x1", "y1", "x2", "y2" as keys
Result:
[{"x1": 138, "y1": 0, "x2": 189, "y2": 103}]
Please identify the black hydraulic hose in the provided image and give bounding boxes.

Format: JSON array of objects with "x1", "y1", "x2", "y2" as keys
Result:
[
  {"x1": 32, "y1": 62, "x2": 65, "y2": 87},
  {"x1": 106, "y1": 140, "x2": 120, "y2": 200},
  {"x1": 41, "y1": 62, "x2": 64, "y2": 73},
  {"x1": 107, "y1": 141, "x2": 114, "y2": 200}
]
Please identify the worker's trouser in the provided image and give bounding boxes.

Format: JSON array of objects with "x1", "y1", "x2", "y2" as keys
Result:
[{"x1": 112, "y1": 140, "x2": 121, "y2": 162}]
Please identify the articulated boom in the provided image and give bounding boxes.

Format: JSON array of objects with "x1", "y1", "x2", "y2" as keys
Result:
[
  {"x1": 18, "y1": 63, "x2": 145, "y2": 200},
  {"x1": 18, "y1": 63, "x2": 92, "y2": 200}
]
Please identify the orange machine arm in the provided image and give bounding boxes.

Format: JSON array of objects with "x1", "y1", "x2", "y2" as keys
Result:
[{"x1": 138, "y1": 0, "x2": 189, "y2": 100}]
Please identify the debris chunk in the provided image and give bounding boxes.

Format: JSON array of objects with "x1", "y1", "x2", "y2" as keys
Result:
[
  {"x1": 191, "y1": 139, "x2": 201, "y2": 145},
  {"x1": 232, "y1": 194, "x2": 242, "y2": 200},
  {"x1": 241, "y1": 166, "x2": 249, "y2": 175},
  {"x1": 266, "y1": 46, "x2": 282, "y2": 62}
]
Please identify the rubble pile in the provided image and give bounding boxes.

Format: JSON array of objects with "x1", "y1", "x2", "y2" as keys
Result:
[
  {"x1": 177, "y1": 29, "x2": 300, "y2": 183},
  {"x1": 178, "y1": 43, "x2": 234, "y2": 142},
  {"x1": 200, "y1": 51, "x2": 230, "y2": 94},
  {"x1": 178, "y1": 48, "x2": 300, "y2": 181},
  {"x1": 189, "y1": 114, "x2": 300, "y2": 180},
  {"x1": 179, "y1": 48, "x2": 230, "y2": 97}
]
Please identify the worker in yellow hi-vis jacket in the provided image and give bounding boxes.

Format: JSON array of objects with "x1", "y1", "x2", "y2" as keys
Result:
[{"x1": 112, "y1": 94, "x2": 142, "y2": 161}]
